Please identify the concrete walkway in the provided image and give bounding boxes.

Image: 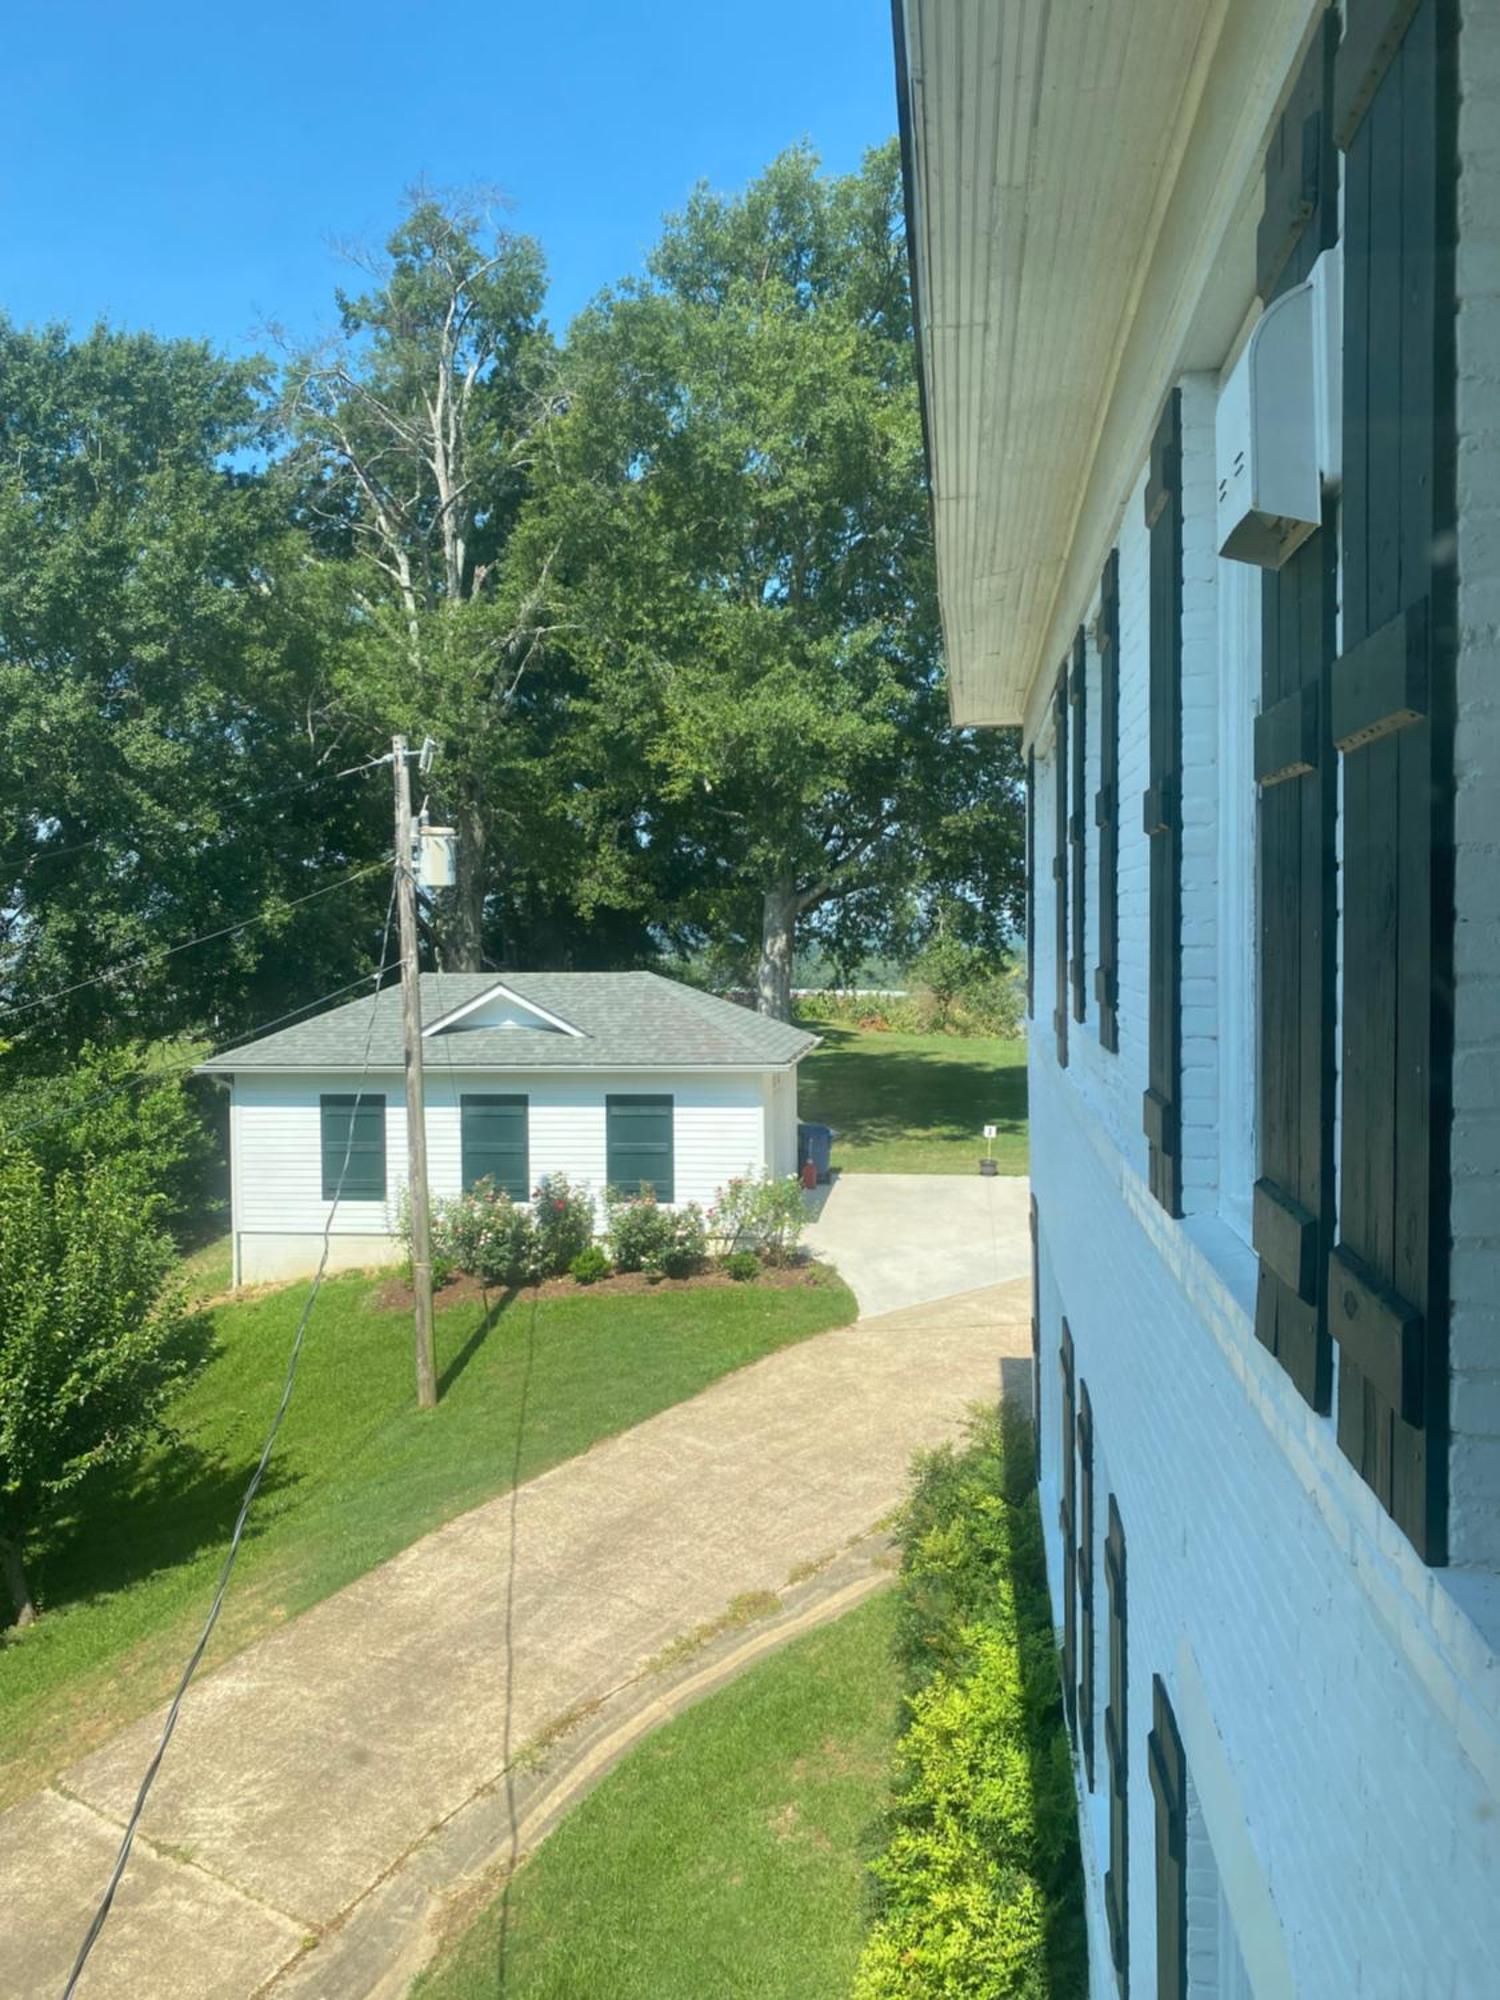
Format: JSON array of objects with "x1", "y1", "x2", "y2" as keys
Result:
[
  {"x1": 802, "y1": 1171, "x2": 1032, "y2": 1315},
  {"x1": 4, "y1": 1275, "x2": 1032, "y2": 2000}
]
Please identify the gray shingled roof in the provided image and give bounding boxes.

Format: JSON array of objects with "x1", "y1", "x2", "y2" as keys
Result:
[{"x1": 199, "y1": 972, "x2": 817, "y2": 1073}]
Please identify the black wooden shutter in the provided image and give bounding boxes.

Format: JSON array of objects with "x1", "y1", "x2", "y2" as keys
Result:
[
  {"x1": 1076, "y1": 1379, "x2": 1095, "y2": 1790},
  {"x1": 1252, "y1": 9, "x2": 1339, "y2": 1413},
  {"x1": 1330, "y1": 0, "x2": 1457, "y2": 1564},
  {"x1": 1147, "y1": 1677, "x2": 1187, "y2": 2000},
  {"x1": 1104, "y1": 1495, "x2": 1129, "y2": 1992},
  {"x1": 1025, "y1": 749, "x2": 1036, "y2": 1019},
  {"x1": 1053, "y1": 671, "x2": 1069, "y2": 1067},
  {"x1": 1059, "y1": 1320, "x2": 1077, "y2": 1738},
  {"x1": 1095, "y1": 550, "x2": 1121, "y2": 1053},
  {"x1": 605, "y1": 1094, "x2": 675, "y2": 1201},
  {"x1": 1069, "y1": 626, "x2": 1088, "y2": 1024},
  {"x1": 461, "y1": 1094, "x2": 530, "y2": 1198},
  {"x1": 1143, "y1": 392, "x2": 1183, "y2": 1216},
  {"x1": 1029, "y1": 1194, "x2": 1042, "y2": 1474},
  {"x1": 320, "y1": 1093, "x2": 386, "y2": 1202}
]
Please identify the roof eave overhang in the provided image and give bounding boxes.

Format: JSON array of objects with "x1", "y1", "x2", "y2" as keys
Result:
[
  {"x1": 199, "y1": 1058, "x2": 811, "y2": 1078},
  {"x1": 894, "y1": 0, "x2": 1326, "y2": 733}
]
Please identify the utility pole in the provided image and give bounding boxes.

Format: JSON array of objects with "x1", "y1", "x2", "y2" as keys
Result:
[{"x1": 393, "y1": 734, "x2": 438, "y2": 1410}]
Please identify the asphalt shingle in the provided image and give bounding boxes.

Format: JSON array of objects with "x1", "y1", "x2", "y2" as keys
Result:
[{"x1": 198, "y1": 972, "x2": 816, "y2": 1073}]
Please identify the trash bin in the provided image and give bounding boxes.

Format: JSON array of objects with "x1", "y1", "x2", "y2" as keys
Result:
[{"x1": 797, "y1": 1121, "x2": 834, "y2": 1184}]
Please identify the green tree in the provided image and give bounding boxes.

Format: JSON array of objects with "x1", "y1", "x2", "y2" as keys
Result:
[
  {"x1": 286, "y1": 187, "x2": 559, "y2": 970},
  {"x1": 0, "y1": 1151, "x2": 209, "y2": 1627},
  {"x1": 512, "y1": 143, "x2": 1023, "y2": 1017},
  {"x1": 0, "y1": 1040, "x2": 217, "y2": 1238},
  {"x1": 0, "y1": 319, "x2": 387, "y2": 1059}
]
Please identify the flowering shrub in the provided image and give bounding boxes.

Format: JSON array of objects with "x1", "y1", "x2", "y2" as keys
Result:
[
  {"x1": 604, "y1": 1187, "x2": 674, "y2": 1273},
  {"x1": 531, "y1": 1173, "x2": 596, "y2": 1277},
  {"x1": 644, "y1": 1203, "x2": 708, "y2": 1280},
  {"x1": 434, "y1": 1179, "x2": 537, "y2": 1288},
  {"x1": 708, "y1": 1171, "x2": 808, "y2": 1265},
  {"x1": 392, "y1": 1187, "x2": 456, "y2": 1289}
]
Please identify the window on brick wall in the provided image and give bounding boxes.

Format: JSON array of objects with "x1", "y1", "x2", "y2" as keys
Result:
[{"x1": 1184, "y1": 1772, "x2": 1255, "y2": 2000}]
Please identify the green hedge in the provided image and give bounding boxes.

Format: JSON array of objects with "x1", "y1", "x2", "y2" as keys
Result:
[{"x1": 855, "y1": 1407, "x2": 1086, "y2": 1999}]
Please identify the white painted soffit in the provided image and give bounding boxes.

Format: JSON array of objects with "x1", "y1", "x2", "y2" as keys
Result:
[{"x1": 895, "y1": 0, "x2": 1325, "y2": 729}]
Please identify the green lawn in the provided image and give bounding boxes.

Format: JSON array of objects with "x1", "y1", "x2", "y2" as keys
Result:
[
  {"x1": 414, "y1": 1588, "x2": 902, "y2": 2000},
  {"x1": 798, "y1": 1019, "x2": 1028, "y2": 1174},
  {"x1": 0, "y1": 1264, "x2": 856, "y2": 1808}
]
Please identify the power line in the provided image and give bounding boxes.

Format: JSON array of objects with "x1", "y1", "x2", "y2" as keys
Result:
[
  {"x1": 0, "y1": 858, "x2": 389, "y2": 1029},
  {"x1": 0, "y1": 959, "x2": 400, "y2": 1151},
  {"x1": 8, "y1": 756, "x2": 389, "y2": 872},
  {"x1": 60, "y1": 878, "x2": 399, "y2": 2000}
]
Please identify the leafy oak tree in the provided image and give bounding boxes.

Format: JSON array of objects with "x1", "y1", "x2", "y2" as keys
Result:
[
  {"x1": 0, "y1": 319, "x2": 386, "y2": 1059},
  {"x1": 511, "y1": 143, "x2": 1023, "y2": 1016}
]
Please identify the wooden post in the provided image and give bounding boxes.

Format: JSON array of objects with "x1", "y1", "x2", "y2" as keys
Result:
[{"x1": 393, "y1": 734, "x2": 437, "y2": 1410}]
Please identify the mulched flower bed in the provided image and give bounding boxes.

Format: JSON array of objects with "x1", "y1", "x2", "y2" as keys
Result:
[{"x1": 374, "y1": 1259, "x2": 822, "y2": 1312}]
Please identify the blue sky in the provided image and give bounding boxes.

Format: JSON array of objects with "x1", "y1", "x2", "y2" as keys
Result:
[{"x1": 3, "y1": 1, "x2": 898, "y2": 357}]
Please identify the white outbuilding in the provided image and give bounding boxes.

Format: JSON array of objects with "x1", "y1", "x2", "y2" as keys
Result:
[{"x1": 200, "y1": 971, "x2": 815, "y2": 1284}]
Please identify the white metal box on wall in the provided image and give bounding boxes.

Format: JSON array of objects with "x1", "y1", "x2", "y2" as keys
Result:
[{"x1": 1216, "y1": 249, "x2": 1341, "y2": 569}]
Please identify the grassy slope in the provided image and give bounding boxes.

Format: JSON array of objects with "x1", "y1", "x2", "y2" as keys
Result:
[
  {"x1": 0, "y1": 1264, "x2": 856, "y2": 1808},
  {"x1": 415, "y1": 1588, "x2": 902, "y2": 2000},
  {"x1": 798, "y1": 1019, "x2": 1029, "y2": 1174}
]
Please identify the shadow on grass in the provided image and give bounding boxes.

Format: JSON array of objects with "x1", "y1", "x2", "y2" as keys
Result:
[
  {"x1": 18, "y1": 1443, "x2": 298, "y2": 1628},
  {"x1": 438, "y1": 1287, "x2": 518, "y2": 1401},
  {"x1": 800, "y1": 1035, "x2": 1028, "y2": 1149},
  {"x1": 493, "y1": 1296, "x2": 541, "y2": 1996}
]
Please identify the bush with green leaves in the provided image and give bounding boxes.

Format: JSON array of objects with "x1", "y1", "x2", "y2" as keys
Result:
[
  {"x1": 708, "y1": 1172, "x2": 807, "y2": 1265},
  {"x1": 568, "y1": 1245, "x2": 611, "y2": 1286},
  {"x1": 793, "y1": 969, "x2": 1023, "y2": 1041},
  {"x1": 723, "y1": 1249, "x2": 760, "y2": 1283},
  {"x1": 854, "y1": 1405, "x2": 1086, "y2": 1999},
  {"x1": 604, "y1": 1187, "x2": 673, "y2": 1273},
  {"x1": 0, "y1": 1040, "x2": 217, "y2": 1238},
  {"x1": 433, "y1": 1180, "x2": 538, "y2": 1288},
  {"x1": 531, "y1": 1173, "x2": 596, "y2": 1277},
  {"x1": 0, "y1": 1151, "x2": 211, "y2": 1628},
  {"x1": 643, "y1": 1203, "x2": 708, "y2": 1281}
]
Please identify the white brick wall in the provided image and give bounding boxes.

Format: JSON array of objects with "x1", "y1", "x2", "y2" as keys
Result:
[
  {"x1": 1449, "y1": 0, "x2": 1500, "y2": 1568},
  {"x1": 1021, "y1": 17, "x2": 1500, "y2": 1965},
  {"x1": 1034, "y1": 1066, "x2": 1500, "y2": 1998}
]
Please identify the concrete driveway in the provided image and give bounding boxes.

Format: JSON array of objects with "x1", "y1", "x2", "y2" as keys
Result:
[
  {"x1": 801, "y1": 1172, "x2": 1032, "y2": 1316},
  {"x1": 3, "y1": 1277, "x2": 1032, "y2": 2000}
]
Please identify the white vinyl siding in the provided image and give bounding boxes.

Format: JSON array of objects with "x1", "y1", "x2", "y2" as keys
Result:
[
  {"x1": 229, "y1": 1067, "x2": 779, "y2": 1254},
  {"x1": 764, "y1": 1067, "x2": 799, "y2": 1179}
]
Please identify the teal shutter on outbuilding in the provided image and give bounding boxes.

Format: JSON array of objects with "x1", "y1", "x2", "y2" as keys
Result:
[
  {"x1": 606, "y1": 1094, "x2": 674, "y2": 1201},
  {"x1": 461, "y1": 1095, "x2": 530, "y2": 1198},
  {"x1": 320, "y1": 1094, "x2": 386, "y2": 1202}
]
